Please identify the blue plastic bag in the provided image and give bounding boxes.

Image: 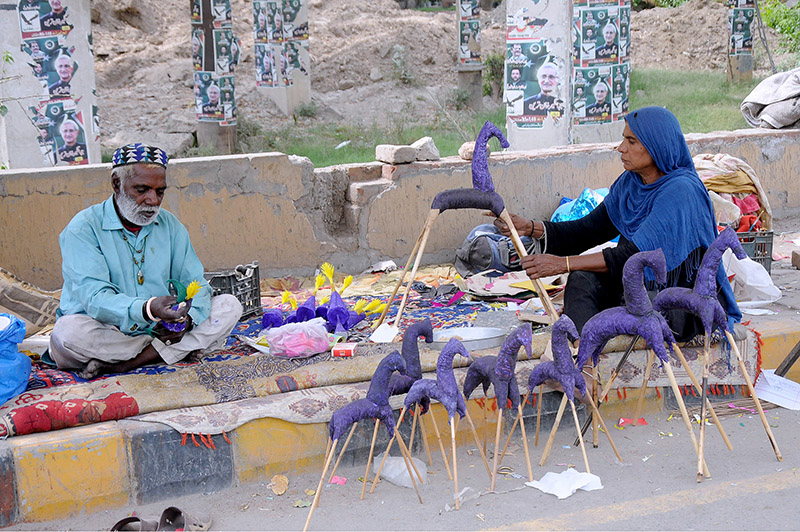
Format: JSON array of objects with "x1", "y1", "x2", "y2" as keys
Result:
[
  {"x1": 0, "y1": 313, "x2": 29, "y2": 406},
  {"x1": 551, "y1": 187, "x2": 609, "y2": 223}
]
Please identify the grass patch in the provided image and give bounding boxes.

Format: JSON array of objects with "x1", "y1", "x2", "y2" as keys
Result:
[
  {"x1": 237, "y1": 106, "x2": 507, "y2": 168},
  {"x1": 629, "y1": 69, "x2": 759, "y2": 132},
  {"x1": 415, "y1": 6, "x2": 456, "y2": 12}
]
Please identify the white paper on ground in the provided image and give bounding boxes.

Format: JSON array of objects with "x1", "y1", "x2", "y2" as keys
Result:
[
  {"x1": 526, "y1": 468, "x2": 603, "y2": 499},
  {"x1": 754, "y1": 369, "x2": 800, "y2": 410},
  {"x1": 369, "y1": 323, "x2": 399, "y2": 343},
  {"x1": 234, "y1": 335, "x2": 270, "y2": 354},
  {"x1": 741, "y1": 308, "x2": 778, "y2": 316}
]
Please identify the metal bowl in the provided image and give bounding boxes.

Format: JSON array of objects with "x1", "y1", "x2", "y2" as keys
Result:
[{"x1": 429, "y1": 327, "x2": 507, "y2": 352}]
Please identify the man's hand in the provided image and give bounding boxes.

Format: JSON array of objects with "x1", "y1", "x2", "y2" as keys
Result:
[
  {"x1": 522, "y1": 254, "x2": 567, "y2": 279},
  {"x1": 153, "y1": 316, "x2": 194, "y2": 346},
  {"x1": 147, "y1": 295, "x2": 192, "y2": 322},
  {"x1": 488, "y1": 212, "x2": 534, "y2": 237}
]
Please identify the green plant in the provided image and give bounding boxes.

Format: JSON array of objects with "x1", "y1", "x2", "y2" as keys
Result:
[
  {"x1": 482, "y1": 51, "x2": 505, "y2": 99},
  {"x1": 391, "y1": 45, "x2": 416, "y2": 86},
  {"x1": 0, "y1": 51, "x2": 15, "y2": 118},
  {"x1": 294, "y1": 101, "x2": 317, "y2": 118},
  {"x1": 447, "y1": 88, "x2": 471, "y2": 110},
  {"x1": 761, "y1": 0, "x2": 800, "y2": 52}
]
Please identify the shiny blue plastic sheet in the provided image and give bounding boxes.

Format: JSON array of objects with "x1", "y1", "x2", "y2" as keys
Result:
[{"x1": 0, "y1": 313, "x2": 29, "y2": 406}]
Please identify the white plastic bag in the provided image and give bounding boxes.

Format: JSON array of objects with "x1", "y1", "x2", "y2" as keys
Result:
[
  {"x1": 262, "y1": 317, "x2": 330, "y2": 358},
  {"x1": 374, "y1": 452, "x2": 427, "y2": 488},
  {"x1": 723, "y1": 249, "x2": 781, "y2": 304}
]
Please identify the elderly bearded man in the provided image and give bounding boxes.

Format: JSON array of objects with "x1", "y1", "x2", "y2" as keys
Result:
[{"x1": 50, "y1": 143, "x2": 242, "y2": 379}]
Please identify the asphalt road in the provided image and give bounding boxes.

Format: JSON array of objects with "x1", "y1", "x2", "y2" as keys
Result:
[{"x1": 17, "y1": 402, "x2": 799, "y2": 531}]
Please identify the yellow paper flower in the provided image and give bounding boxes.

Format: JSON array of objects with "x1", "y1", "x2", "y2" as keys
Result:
[
  {"x1": 364, "y1": 300, "x2": 381, "y2": 313},
  {"x1": 321, "y1": 262, "x2": 335, "y2": 285},
  {"x1": 366, "y1": 303, "x2": 386, "y2": 316},
  {"x1": 288, "y1": 294, "x2": 298, "y2": 310},
  {"x1": 340, "y1": 275, "x2": 353, "y2": 294},
  {"x1": 353, "y1": 299, "x2": 367, "y2": 314},
  {"x1": 318, "y1": 295, "x2": 330, "y2": 306},
  {"x1": 281, "y1": 290, "x2": 291, "y2": 305},
  {"x1": 313, "y1": 274, "x2": 325, "y2": 294},
  {"x1": 186, "y1": 280, "x2": 202, "y2": 300}
]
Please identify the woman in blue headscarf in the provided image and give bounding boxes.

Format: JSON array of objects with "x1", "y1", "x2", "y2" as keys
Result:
[{"x1": 495, "y1": 106, "x2": 740, "y2": 341}]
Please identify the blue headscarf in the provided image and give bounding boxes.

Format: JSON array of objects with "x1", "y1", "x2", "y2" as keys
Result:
[{"x1": 604, "y1": 107, "x2": 741, "y2": 325}]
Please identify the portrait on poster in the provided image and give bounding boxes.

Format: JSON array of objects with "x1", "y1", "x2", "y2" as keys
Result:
[
  {"x1": 212, "y1": 0, "x2": 232, "y2": 28},
  {"x1": 18, "y1": 0, "x2": 73, "y2": 39},
  {"x1": 577, "y1": 7, "x2": 619, "y2": 66},
  {"x1": 285, "y1": 0, "x2": 309, "y2": 40},
  {"x1": 255, "y1": 43, "x2": 276, "y2": 87},
  {"x1": 459, "y1": 20, "x2": 481, "y2": 64},
  {"x1": 254, "y1": 1, "x2": 270, "y2": 43},
  {"x1": 267, "y1": 1, "x2": 284, "y2": 43},
  {"x1": 55, "y1": 114, "x2": 88, "y2": 165},
  {"x1": 195, "y1": 72, "x2": 224, "y2": 121},
  {"x1": 506, "y1": 40, "x2": 564, "y2": 129},
  {"x1": 191, "y1": 0, "x2": 201, "y2": 23},
  {"x1": 275, "y1": 44, "x2": 292, "y2": 87},
  {"x1": 47, "y1": 52, "x2": 77, "y2": 99},
  {"x1": 29, "y1": 102, "x2": 57, "y2": 165},
  {"x1": 217, "y1": 75, "x2": 237, "y2": 125},
  {"x1": 574, "y1": 67, "x2": 612, "y2": 125},
  {"x1": 459, "y1": 0, "x2": 480, "y2": 20},
  {"x1": 213, "y1": 29, "x2": 234, "y2": 74},
  {"x1": 729, "y1": 8, "x2": 754, "y2": 55},
  {"x1": 611, "y1": 63, "x2": 630, "y2": 119},
  {"x1": 618, "y1": 8, "x2": 630, "y2": 59},
  {"x1": 192, "y1": 28, "x2": 204, "y2": 71},
  {"x1": 284, "y1": 40, "x2": 309, "y2": 79}
]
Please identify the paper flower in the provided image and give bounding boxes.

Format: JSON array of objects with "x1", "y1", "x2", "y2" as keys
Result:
[
  {"x1": 321, "y1": 262, "x2": 335, "y2": 287},
  {"x1": 186, "y1": 280, "x2": 202, "y2": 300},
  {"x1": 261, "y1": 309, "x2": 285, "y2": 329}
]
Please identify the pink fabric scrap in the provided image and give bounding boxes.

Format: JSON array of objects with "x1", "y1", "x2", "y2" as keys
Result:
[{"x1": 731, "y1": 193, "x2": 761, "y2": 215}]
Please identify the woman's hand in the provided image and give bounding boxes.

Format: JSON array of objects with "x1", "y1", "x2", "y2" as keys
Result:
[
  {"x1": 522, "y1": 254, "x2": 567, "y2": 278},
  {"x1": 489, "y1": 212, "x2": 534, "y2": 237}
]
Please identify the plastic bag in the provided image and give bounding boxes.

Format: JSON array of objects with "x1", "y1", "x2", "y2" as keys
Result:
[
  {"x1": 722, "y1": 249, "x2": 781, "y2": 304},
  {"x1": 550, "y1": 187, "x2": 609, "y2": 223},
  {"x1": 262, "y1": 317, "x2": 330, "y2": 358},
  {"x1": 373, "y1": 452, "x2": 427, "y2": 488},
  {"x1": 0, "y1": 313, "x2": 29, "y2": 405}
]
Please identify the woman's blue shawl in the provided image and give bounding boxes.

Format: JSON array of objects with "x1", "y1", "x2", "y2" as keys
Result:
[{"x1": 604, "y1": 106, "x2": 741, "y2": 325}]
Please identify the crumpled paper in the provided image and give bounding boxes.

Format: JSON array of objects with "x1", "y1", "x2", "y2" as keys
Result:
[{"x1": 526, "y1": 468, "x2": 603, "y2": 499}]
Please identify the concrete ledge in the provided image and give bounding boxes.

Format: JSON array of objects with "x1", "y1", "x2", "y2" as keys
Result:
[{"x1": 1, "y1": 318, "x2": 798, "y2": 527}]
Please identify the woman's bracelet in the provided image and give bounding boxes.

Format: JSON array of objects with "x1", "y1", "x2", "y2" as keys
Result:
[
  {"x1": 565, "y1": 256, "x2": 571, "y2": 273},
  {"x1": 529, "y1": 220, "x2": 536, "y2": 238},
  {"x1": 145, "y1": 297, "x2": 161, "y2": 322}
]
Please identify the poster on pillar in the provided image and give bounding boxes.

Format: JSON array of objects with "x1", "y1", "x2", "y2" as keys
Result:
[
  {"x1": 573, "y1": 66, "x2": 613, "y2": 125},
  {"x1": 18, "y1": 0, "x2": 74, "y2": 39},
  {"x1": 504, "y1": 39, "x2": 565, "y2": 128},
  {"x1": 282, "y1": 0, "x2": 308, "y2": 41},
  {"x1": 728, "y1": 7, "x2": 754, "y2": 56},
  {"x1": 506, "y1": 0, "x2": 547, "y2": 41},
  {"x1": 192, "y1": 28, "x2": 204, "y2": 70},
  {"x1": 610, "y1": 63, "x2": 629, "y2": 119},
  {"x1": 195, "y1": 71, "x2": 236, "y2": 125},
  {"x1": 28, "y1": 100, "x2": 88, "y2": 165},
  {"x1": 458, "y1": 0, "x2": 480, "y2": 66},
  {"x1": 255, "y1": 42, "x2": 276, "y2": 87},
  {"x1": 212, "y1": 0, "x2": 232, "y2": 28},
  {"x1": 575, "y1": 6, "x2": 621, "y2": 67}
]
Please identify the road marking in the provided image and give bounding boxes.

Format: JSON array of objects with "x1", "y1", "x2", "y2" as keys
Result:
[{"x1": 489, "y1": 470, "x2": 800, "y2": 531}]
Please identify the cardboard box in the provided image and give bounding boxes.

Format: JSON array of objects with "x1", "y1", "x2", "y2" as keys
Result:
[{"x1": 332, "y1": 342, "x2": 357, "y2": 357}]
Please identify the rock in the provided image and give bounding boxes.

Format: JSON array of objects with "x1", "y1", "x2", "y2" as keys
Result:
[
  {"x1": 338, "y1": 79, "x2": 355, "y2": 90},
  {"x1": 793, "y1": 250, "x2": 800, "y2": 270},
  {"x1": 411, "y1": 136, "x2": 440, "y2": 161},
  {"x1": 459, "y1": 141, "x2": 491, "y2": 161},
  {"x1": 375, "y1": 144, "x2": 416, "y2": 165},
  {"x1": 310, "y1": 0, "x2": 323, "y2": 7},
  {"x1": 369, "y1": 67, "x2": 383, "y2": 81}
]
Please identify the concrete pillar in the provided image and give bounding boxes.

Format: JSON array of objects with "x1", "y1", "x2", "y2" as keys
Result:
[
  {"x1": 254, "y1": 0, "x2": 310, "y2": 116},
  {"x1": 726, "y1": 2, "x2": 755, "y2": 83},
  {"x1": 504, "y1": 0, "x2": 628, "y2": 150},
  {"x1": 0, "y1": 0, "x2": 100, "y2": 169},
  {"x1": 457, "y1": 0, "x2": 483, "y2": 110},
  {"x1": 192, "y1": 0, "x2": 239, "y2": 154}
]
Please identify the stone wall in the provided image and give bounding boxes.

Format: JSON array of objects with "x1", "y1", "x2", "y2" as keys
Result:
[{"x1": 0, "y1": 128, "x2": 798, "y2": 290}]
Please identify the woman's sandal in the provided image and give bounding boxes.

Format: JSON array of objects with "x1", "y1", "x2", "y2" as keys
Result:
[
  {"x1": 110, "y1": 516, "x2": 159, "y2": 531},
  {"x1": 157, "y1": 506, "x2": 212, "y2": 531}
]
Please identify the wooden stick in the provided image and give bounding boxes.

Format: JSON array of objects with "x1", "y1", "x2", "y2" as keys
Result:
[
  {"x1": 394, "y1": 427, "x2": 424, "y2": 504},
  {"x1": 482, "y1": 397, "x2": 488, "y2": 457},
  {"x1": 392, "y1": 210, "x2": 439, "y2": 328},
  {"x1": 463, "y1": 410, "x2": 492, "y2": 478},
  {"x1": 428, "y1": 409, "x2": 453, "y2": 480},
  {"x1": 517, "y1": 402, "x2": 534, "y2": 482},
  {"x1": 592, "y1": 366, "x2": 599, "y2": 448},
  {"x1": 418, "y1": 406, "x2": 434, "y2": 466},
  {"x1": 490, "y1": 408, "x2": 504, "y2": 492},
  {"x1": 499, "y1": 391, "x2": 526, "y2": 463},
  {"x1": 697, "y1": 335, "x2": 711, "y2": 483},
  {"x1": 303, "y1": 438, "x2": 337, "y2": 532},
  {"x1": 535, "y1": 386, "x2": 543, "y2": 447},
  {"x1": 450, "y1": 417, "x2": 460, "y2": 511},
  {"x1": 583, "y1": 392, "x2": 623, "y2": 463},
  {"x1": 672, "y1": 343, "x2": 733, "y2": 451},
  {"x1": 662, "y1": 357, "x2": 710, "y2": 478},
  {"x1": 725, "y1": 329, "x2": 783, "y2": 461},
  {"x1": 329, "y1": 422, "x2": 357, "y2": 482},
  {"x1": 370, "y1": 407, "x2": 406, "y2": 494},
  {"x1": 499, "y1": 210, "x2": 558, "y2": 320},
  {"x1": 539, "y1": 394, "x2": 568, "y2": 466},
  {"x1": 360, "y1": 420, "x2": 381, "y2": 500},
  {"x1": 633, "y1": 351, "x2": 655, "y2": 426},
  {"x1": 569, "y1": 399, "x2": 591, "y2": 474},
  {"x1": 408, "y1": 408, "x2": 418, "y2": 455}
]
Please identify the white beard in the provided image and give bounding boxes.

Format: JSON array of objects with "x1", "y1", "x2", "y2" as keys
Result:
[{"x1": 115, "y1": 189, "x2": 160, "y2": 226}]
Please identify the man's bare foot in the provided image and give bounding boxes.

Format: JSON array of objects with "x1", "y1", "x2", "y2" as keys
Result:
[{"x1": 79, "y1": 359, "x2": 108, "y2": 380}]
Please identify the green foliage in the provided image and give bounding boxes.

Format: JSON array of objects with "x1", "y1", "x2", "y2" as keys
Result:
[
  {"x1": 294, "y1": 101, "x2": 317, "y2": 118},
  {"x1": 391, "y1": 45, "x2": 416, "y2": 86},
  {"x1": 447, "y1": 88, "x2": 471, "y2": 110},
  {"x1": 654, "y1": 0, "x2": 688, "y2": 7},
  {"x1": 1, "y1": 50, "x2": 15, "y2": 117},
  {"x1": 482, "y1": 51, "x2": 506, "y2": 99},
  {"x1": 761, "y1": 0, "x2": 800, "y2": 52},
  {"x1": 629, "y1": 68, "x2": 759, "y2": 132}
]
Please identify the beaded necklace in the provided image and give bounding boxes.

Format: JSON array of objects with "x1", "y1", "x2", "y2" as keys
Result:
[{"x1": 121, "y1": 233, "x2": 148, "y2": 285}]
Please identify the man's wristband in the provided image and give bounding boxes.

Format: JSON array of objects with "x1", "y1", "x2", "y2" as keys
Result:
[{"x1": 145, "y1": 297, "x2": 161, "y2": 322}]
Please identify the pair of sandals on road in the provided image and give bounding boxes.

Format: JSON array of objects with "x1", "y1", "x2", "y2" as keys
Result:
[{"x1": 111, "y1": 507, "x2": 211, "y2": 531}]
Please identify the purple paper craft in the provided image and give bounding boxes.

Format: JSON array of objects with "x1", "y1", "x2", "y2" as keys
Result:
[
  {"x1": 405, "y1": 338, "x2": 471, "y2": 421},
  {"x1": 389, "y1": 320, "x2": 434, "y2": 411},
  {"x1": 471, "y1": 121, "x2": 510, "y2": 193},
  {"x1": 528, "y1": 315, "x2": 584, "y2": 402},
  {"x1": 294, "y1": 295, "x2": 317, "y2": 322},
  {"x1": 261, "y1": 308, "x2": 285, "y2": 329}
]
